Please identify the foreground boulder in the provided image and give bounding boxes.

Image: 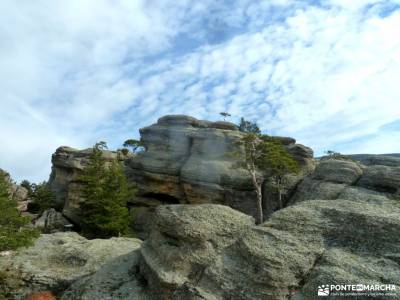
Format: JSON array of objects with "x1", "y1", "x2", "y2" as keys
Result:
[
  {"x1": 63, "y1": 201, "x2": 400, "y2": 299},
  {"x1": 0, "y1": 232, "x2": 141, "y2": 299}
]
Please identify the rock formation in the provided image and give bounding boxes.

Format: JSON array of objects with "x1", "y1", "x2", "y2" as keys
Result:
[
  {"x1": 289, "y1": 157, "x2": 399, "y2": 204},
  {"x1": 3, "y1": 135, "x2": 400, "y2": 299},
  {"x1": 0, "y1": 168, "x2": 30, "y2": 215},
  {"x1": 48, "y1": 115, "x2": 314, "y2": 231},
  {"x1": 48, "y1": 146, "x2": 130, "y2": 224},
  {"x1": 0, "y1": 232, "x2": 141, "y2": 300},
  {"x1": 126, "y1": 115, "x2": 314, "y2": 222},
  {"x1": 0, "y1": 168, "x2": 29, "y2": 203},
  {"x1": 33, "y1": 208, "x2": 71, "y2": 233},
  {"x1": 60, "y1": 200, "x2": 400, "y2": 299}
]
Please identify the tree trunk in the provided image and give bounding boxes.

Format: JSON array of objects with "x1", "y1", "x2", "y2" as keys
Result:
[
  {"x1": 255, "y1": 185, "x2": 263, "y2": 224},
  {"x1": 250, "y1": 170, "x2": 263, "y2": 224},
  {"x1": 277, "y1": 179, "x2": 282, "y2": 209},
  {"x1": 278, "y1": 190, "x2": 282, "y2": 209}
]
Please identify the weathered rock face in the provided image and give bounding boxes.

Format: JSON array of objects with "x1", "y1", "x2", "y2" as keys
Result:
[
  {"x1": 47, "y1": 115, "x2": 314, "y2": 230},
  {"x1": 48, "y1": 146, "x2": 130, "y2": 224},
  {"x1": 0, "y1": 168, "x2": 29, "y2": 203},
  {"x1": 347, "y1": 153, "x2": 400, "y2": 167},
  {"x1": 0, "y1": 232, "x2": 141, "y2": 300},
  {"x1": 63, "y1": 201, "x2": 400, "y2": 299},
  {"x1": 33, "y1": 208, "x2": 71, "y2": 233},
  {"x1": 290, "y1": 157, "x2": 400, "y2": 204},
  {"x1": 127, "y1": 115, "x2": 315, "y2": 221}
]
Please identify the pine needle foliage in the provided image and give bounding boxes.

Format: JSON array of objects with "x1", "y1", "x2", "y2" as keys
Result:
[
  {"x1": 232, "y1": 132, "x2": 299, "y2": 224},
  {"x1": 0, "y1": 173, "x2": 39, "y2": 251},
  {"x1": 79, "y1": 142, "x2": 135, "y2": 238}
]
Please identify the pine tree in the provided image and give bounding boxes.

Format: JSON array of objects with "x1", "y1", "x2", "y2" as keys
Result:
[
  {"x1": 262, "y1": 138, "x2": 300, "y2": 209},
  {"x1": 122, "y1": 139, "x2": 142, "y2": 153},
  {"x1": 79, "y1": 142, "x2": 134, "y2": 238},
  {"x1": 238, "y1": 117, "x2": 261, "y2": 134},
  {"x1": 29, "y1": 182, "x2": 55, "y2": 213},
  {"x1": 232, "y1": 132, "x2": 299, "y2": 224},
  {"x1": 0, "y1": 173, "x2": 39, "y2": 251}
]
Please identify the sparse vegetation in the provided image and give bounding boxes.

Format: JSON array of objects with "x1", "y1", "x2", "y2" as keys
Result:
[
  {"x1": 232, "y1": 118, "x2": 299, "y2": 224},
  {"x1": 238, "y1": 117, "x2": 261, "y2": 134},
  {"x1": 262, "y1": 138, "x2": 300, "y2": 209},
  {"x1": 232, "y1": 132, "x2": 267, "y2": 224},
  {"x1": 20, "y1": 179, "x2": 33, "y2": 195},
  {"x1": 79, "y1": 142, "x2": 136, "y2": 238},
  {"x1": 123, "y1": 139, "x2": 143, "y2": 153},
  {"x1": 220, "y1": 112, "x2": 231, "y2": 121},
  {"x1": 322, "y1": 150, "x2": 344, "y2": 160},
  {"x1": 0, "y1": 172, "x2": 39, "y2": 251}
]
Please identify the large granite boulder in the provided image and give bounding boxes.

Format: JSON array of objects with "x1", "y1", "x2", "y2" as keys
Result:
[
  {"x1": 290, "y1": 157, "x2": 399, "y2": 205},
  {"x1": 48, "y1": 146, "x2": 130, "y2": 224},
  {"x1": 61, "y1": 249, "x2": 152, "y2": 300},
  {"x1": 127, "y1": 115, "x2": 315, "y2": 222},
  {"x1": 312, "y1": 159, "x2": 363, "y2": 184},
  {"x1": 358, "y1": 165, "x2": 400, "y2": 194},
  {"x1": 63, "y1": 202, "x2": 400, "y2": 299},
  {"x1": 0, "y1": 232, "x2": 141, "y2": 300},
  {"x1": 33, "y1": 208, "x2": 71, "y2": 233}
]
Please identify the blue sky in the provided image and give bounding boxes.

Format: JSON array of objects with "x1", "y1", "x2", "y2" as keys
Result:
[{"x1": 1, "y1": 0, "x2": 400, "y2": 182}]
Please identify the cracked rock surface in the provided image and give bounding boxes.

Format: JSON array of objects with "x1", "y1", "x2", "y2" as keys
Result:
[{"x1": 62, "y1": 200, "x2": 400, "y2": 299}]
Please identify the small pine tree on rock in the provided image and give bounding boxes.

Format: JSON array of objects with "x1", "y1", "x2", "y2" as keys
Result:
[
  {"x1": 0, "y1": 173, "x2": 39, "y2": 251},
  {"x1": 232, "y1": 130, "x2": 299, "y2": 224},
  {"x1": 262, "y1": 137, "x2": 300, "y2": 209},
  {"x1": 238, "y1": 117, "x2": 261, "y2": 134}
]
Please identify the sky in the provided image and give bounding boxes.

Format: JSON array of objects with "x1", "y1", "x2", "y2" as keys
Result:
[{"x1": 1, "y1": 0, "x2": 400, "y2": 182}]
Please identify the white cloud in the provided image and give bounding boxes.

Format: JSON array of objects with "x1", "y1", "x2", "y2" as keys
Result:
[{"x1": 0, "y1": 1, "x2": 399, "y2": 182}]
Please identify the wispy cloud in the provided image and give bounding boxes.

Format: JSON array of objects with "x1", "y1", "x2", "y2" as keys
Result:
[{"x1": 0, "y1": 0, "x2": 399, "y2": 182}]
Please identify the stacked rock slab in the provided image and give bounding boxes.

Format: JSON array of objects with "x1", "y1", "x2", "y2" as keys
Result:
[
  {"x1": 47, "y1": 115, "x2": 314, "y2": 230},
  {"x1": 290, "y1": 156, "x2": 400, "y2": 205},
  {"x1": 126, "y1": 115, "x2": 315, "y2": 223}
]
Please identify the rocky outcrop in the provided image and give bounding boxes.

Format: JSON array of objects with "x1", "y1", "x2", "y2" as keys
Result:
[
  {"x1": 312, "y1": 159, "x2": 363, "y2": 184},
  {"x1": 0, "y1": 168, "x2": 29, "y2": 203},
  {"x1": 0, "y1": 232, "x2": 141, "y2": 300},
  {"x1": 62, "y1": 201, "x2": 400, "y2": 299},
  {"x1": 290, "y1": 157, "x2": 399, "y2": 204},
  {"x1": 47, "y1": 115, "x2": 314, "y2": 231},
  {"x1": 358, "y1": 164, "x2": 400, "y2": 194},
  {"x1": 33, "y1": 208, "x2": 71, "y2": 233},
  {"x1": 127, "y1": 115, "x2": 314, "y2": 222},
  {"x1": 48, "y1": 146, "x2": 130, "y2": 224},
  {"x1": 346, "y1": 153, "x2": 400, "y2": 167},
  {"x1": 61, "y1": 245, "x2": 151, "y2": 300}
]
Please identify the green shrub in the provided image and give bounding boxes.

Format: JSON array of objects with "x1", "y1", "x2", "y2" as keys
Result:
[
  {"x1": 0, "y1": 173, "x2": 39, "y2": 251},
  {"x1": 79, "y1": 142, "x2": 136, "y2": 238},
  {"x1": 20, "y1": 179, "x2": 33, "y2": 195},
  {"x1": 29, "y1": 182, "x2": 56, "y2": 213}
]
